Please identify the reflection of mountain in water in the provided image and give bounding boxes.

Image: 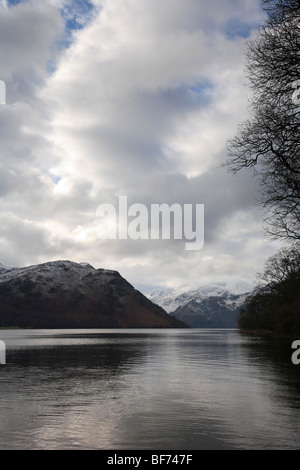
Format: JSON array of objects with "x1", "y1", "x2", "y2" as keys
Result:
[
  {"x1": 2, "y1": 330, "x2": 300, "y2": 450},
  {"x1": 8, "y1": 331, "x2": 154, "y2": 376}
]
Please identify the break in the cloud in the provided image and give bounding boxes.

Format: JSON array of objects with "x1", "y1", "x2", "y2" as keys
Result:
[{"x1": 0, "y1": 0, "x2": 281, "y2": 289}]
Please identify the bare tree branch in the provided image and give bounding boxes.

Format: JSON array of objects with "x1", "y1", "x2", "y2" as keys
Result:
[{"x1": 226, "y1": 1, "x2": 300, "y2": 242}]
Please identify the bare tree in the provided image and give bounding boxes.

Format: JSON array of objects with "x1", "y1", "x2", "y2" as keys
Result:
[
  {"x1": 239, "y1": 245, "x2": 300, "y2": 333},
  {"x1": 262, "y1": 0, "x2": 300, "y2": 22},
  {"x1": 260, "y1": 245, "x2": 300, "y2": 291},
  {"x1": 226, "y1": 0, "x2": 300, "y2": 241}
]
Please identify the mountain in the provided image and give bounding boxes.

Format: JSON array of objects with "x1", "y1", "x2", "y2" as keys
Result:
[
  {"x1": 146, "y1": 282, "x2": 253, "y2": 328},
  {"x1": 0, "y1": 260, "x2": 187, "y2": 329}
]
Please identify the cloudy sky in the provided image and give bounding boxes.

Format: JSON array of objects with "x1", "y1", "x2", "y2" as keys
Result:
[{"x1": 0, "y1": 0, "x2": 283, "y2": 291}]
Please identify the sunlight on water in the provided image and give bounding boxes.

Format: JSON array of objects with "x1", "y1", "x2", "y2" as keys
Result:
[{"x1": 0, "y1": 329, "x2": 299, "y2": 449}]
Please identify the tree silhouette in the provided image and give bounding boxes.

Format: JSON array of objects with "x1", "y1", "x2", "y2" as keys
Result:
[
  {"x1": 226, "y1": 0, "x2": 300, "y2": 242},
  {"x1": 239, "y1": 246, "x2": 300, "y2": 335}
]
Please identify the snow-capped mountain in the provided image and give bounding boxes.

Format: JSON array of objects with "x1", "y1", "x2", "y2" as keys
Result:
[
  {"x1": 0, "y1": 263, "x2": 14, "y2": 271},
  {"x1": 146, "y1": 281, "x2": 253, "y2": 312},
  {"x1": 0, "y1": 260, "x2": 187, "y2": 329},
  {"x1": 146, "y1": 281, "x2": 253, "y2": 328}
]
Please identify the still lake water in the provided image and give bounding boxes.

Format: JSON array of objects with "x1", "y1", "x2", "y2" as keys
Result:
[{"x1": 0, "y1": 328, "x2": 299, "y2": 450}]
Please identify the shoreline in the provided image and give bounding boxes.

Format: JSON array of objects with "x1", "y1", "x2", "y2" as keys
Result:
[{"x1": 239, "y1": 329, "x2": 298, "y2": 341}]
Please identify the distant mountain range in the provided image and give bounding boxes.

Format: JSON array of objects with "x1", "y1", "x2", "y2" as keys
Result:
[
  {"x1": 146, "y1": 281, "x2": 253, "y2": 328},
  {"x1": 0, "y1": 260, "x2": 254, "y2": 329},
  {"x1": 0, "y1": 260, "x2": 187, "y2": 329}
]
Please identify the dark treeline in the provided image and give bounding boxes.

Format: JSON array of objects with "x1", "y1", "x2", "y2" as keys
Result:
[
  {"x1": 239, "y1": 247, "x2": 300, "y2": 337},
  {"x1": 226, "y1": 0, "x2": 300, "y2": 337}
]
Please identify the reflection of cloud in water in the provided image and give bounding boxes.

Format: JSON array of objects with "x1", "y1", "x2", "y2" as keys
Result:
[
  {"x1": 1, "y1": 330, "x2": 300, "y2": 449},
  {"x1": 1, "y1": 331, "x2": 153, "y2": 449}
]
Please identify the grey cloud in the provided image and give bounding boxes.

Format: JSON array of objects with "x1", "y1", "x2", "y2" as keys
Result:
[
  {"x1": 0, "y1": 0, "x2": 275, "y2": 288},
  {"x1": 0, "y1": 1, "x2": 63, "y2": 102},
  {"x1": 0, "y1": 211, "x2": 78, "y2": 268}
]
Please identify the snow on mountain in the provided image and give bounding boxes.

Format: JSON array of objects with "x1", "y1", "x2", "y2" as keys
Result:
[
  {"x1": 145, "y1": 280, "x2": 254, "y2": 328},
  {"x1": 0, "y1": 263, "x2": 13, "y2": 271},
  {"x1": 146, "y1": 281, "x2": 253, "y2": 314},
  {"x1": 0, "y1": 260, "x2": 253, "y2": 328},
  {"x1": 0, "y1": 260, "x2": 96, "y2": 289},
  {"x1": 0, "y1": 259, "x2": 188, "y2": 328}
]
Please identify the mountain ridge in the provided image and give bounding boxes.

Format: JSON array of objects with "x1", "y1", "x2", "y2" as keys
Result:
[
  {"x1": 146, "y1": 282, "x2": 253, "y2": 328},
  {"x1": 0, "y1": 260, "x2": 187, "y2": 329}
]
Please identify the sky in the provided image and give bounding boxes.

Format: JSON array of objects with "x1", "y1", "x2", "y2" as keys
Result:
[{"x1": 0, "y1": 0, "x2": 283, "y2": 291}]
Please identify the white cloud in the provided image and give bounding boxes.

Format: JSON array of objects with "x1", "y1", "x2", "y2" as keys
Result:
[
  {"x1": 0, "y1": 0, "x2": 281, "y2": 289},
  {"x1": 0, "y1": 2, "x2": 63, "y2": 98}
]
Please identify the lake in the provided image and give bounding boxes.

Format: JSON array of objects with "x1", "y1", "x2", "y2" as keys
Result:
[{"x1": 0, "y1": 328, "x2": 299, "y2": 450}]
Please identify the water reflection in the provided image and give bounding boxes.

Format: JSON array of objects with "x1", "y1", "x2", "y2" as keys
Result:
[
  {"x1": 0, "y1": 329, "x2": 300, "y2": 449},
  {"x1": 240, "y1": 333, "x2": 300, "y2": 411}
]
